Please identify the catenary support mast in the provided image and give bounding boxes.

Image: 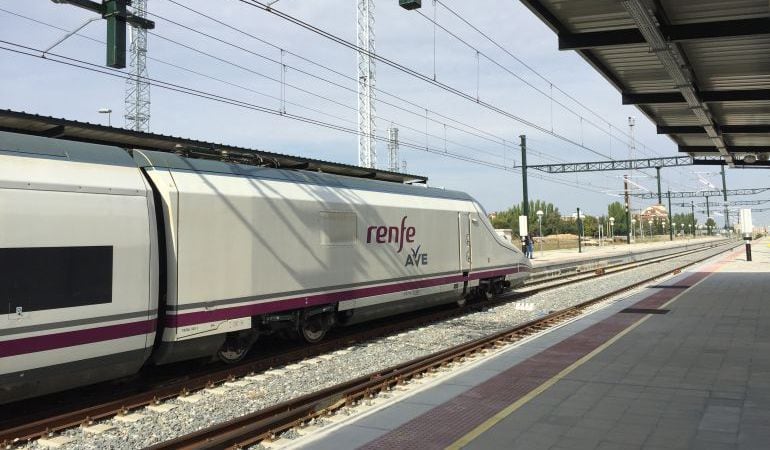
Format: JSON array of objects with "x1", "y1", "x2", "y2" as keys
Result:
[
  {"x1": 124, "y1": 0, "x2": 150, "y2": 131},
  {"x1": 357, "y1": 0, "x2": 376, "y2": 168}
]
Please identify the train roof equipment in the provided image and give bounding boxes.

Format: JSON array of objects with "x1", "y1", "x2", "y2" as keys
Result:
[{"x1": 0, "y1": 109, "x2": 428, "y2": 184}]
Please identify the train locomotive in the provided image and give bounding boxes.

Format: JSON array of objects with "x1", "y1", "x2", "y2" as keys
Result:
[{"x1": 0, "y1": 130, "x2": 530, "y2": 403}]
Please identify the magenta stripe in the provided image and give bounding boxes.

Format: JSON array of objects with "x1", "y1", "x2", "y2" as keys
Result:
[
  {"x1": 0, "y1": 319, "x2": 156, "y2": 358},
  {"x1": 167, "y1": 266, "x2": 526, "y2": 328}
]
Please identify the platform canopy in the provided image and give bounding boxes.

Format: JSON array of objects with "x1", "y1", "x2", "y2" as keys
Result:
[
  {"x1": 520, "y1": 0, "x2": 770, "y2": 167},
  {"x1": 0, "y1": 109, "x2": 428, "y2": 184}
]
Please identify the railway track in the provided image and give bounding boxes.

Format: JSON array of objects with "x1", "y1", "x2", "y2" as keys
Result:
[{"x1": 0, "y1": 239, "x2": 736, "y2": 448}]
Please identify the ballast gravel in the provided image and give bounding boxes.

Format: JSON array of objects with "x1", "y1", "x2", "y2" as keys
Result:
[{"x1": 24, "y1": 245, "x2": 730, "y2": 449}]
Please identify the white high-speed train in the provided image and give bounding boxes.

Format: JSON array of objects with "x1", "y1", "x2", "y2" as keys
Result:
[{"x1": 0, "y1": 131, "x2": 530, "y2": 403}]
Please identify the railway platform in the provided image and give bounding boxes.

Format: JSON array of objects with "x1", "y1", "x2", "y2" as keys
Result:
[
  {"x1": 298, "y1": 239, "x2": 768, "y2": 449},
  {"x1": 530, "y1": 236, "x2": 725, "y2": 269}
]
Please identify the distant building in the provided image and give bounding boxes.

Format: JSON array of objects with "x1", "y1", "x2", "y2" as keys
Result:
[
  {"x1": 562, "y1": 212, "x2": 587, "y2": 221},
  {"x1": 640, "y1": 204, "x2": 668, "y2": 221}
]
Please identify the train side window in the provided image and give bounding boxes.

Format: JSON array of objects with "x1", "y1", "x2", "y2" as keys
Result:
[
  {"x1": 320, "y1": 211, "x2": 357, "y2": 246},
  {"x1": 0, "y1": 246, "x2": 113, "y2": 312}
]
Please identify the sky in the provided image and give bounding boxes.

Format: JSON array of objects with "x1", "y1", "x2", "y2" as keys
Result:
[{"x1": 0, "y1": 0, "x2": 767, "y2": 226}]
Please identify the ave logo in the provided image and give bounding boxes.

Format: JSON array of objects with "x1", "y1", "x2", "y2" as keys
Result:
[{"x1": 405, "y1": 245, "x2": 428, "y2": 267}]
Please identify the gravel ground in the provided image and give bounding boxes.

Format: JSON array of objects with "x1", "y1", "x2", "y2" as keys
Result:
[{"x1": 23, "y1": 245, "x2": 731, "y2": 450}]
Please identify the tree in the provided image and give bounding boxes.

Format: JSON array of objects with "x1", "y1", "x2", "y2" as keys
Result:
[
  {"x1": 705, "y1": 218, "x2": 716, "y2": 234},
  {"x1": 607, "y1": 201, "x2": 628, "y2": 236},
  {"x1": 491, "y1": 200, "x2": 563, "y2": 237},
  {"x1": 671, "y1": 212, "x2": 697, "y2": 235},
  {"x1": 581, "y1": 215, "x2": 598, "y2": 238}
]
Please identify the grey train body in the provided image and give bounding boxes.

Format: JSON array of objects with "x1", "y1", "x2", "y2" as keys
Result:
[{"x1": 0, "y1": 132, "x2": 530, "y2": 403}]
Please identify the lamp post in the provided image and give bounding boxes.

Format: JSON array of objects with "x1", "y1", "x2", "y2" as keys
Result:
[
  {"x1": 631, "y1": 218, "x2": 636, "y2": 243},
  {"x1": 648, "y1": 219, "x2": 653, "y2": 239},
  {"x1": 609, "y1": 217, "x2": 615, "y2": 243},
  {"x1": 687, "y1": 223, "x2": 692, "y2": 238},
  {"x1": 536, "y1": 210, "x2": 544, "y2": 257},
  {"x1": 680, "y1": 223, "x2": 685, "y2": 237},
  {"x1": 98, "y1": 108, "x2": 112, "y2": 126},
  {"x1": 599, "y1": 220, "x2": 603, "y2": 246},
  {"x1": 672, "y1": 222, "x2": 677, "y2": 239}
]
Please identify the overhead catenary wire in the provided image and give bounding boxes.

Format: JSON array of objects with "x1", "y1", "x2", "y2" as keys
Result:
[
  {"x1": 0, "y1": 5, "x2": 517, "y2": 163},
  {"x1": 156, "y1": 1, "x2": 617, "y2": 174},
  {"x1": 430, "y1": 0, "x2": 709, "y2": 188},
  {"x1": 0, "y1": 6, "x2": 703, "y2": 199},
  {"x1": 0, "y1": 41, "x2": 516, "y2": 171},
  {"x1": 415, "y1": 6, "x2": 628, "y2": 155},
  {"x1": 0, "y1": 38, "x2": 622, "y2": 197},
  {"x1": 435, "y1": 0, "x2": 647, "y2": 150},
  {"x1": 233, "y1": 0, "x2": 618, "y2": 161},
  {"x1": 156, "y1": 1, "x2": 520, "y2": 152},
  {"x1": 0, "y1": 6, "x2": 514, "y2": 164}
]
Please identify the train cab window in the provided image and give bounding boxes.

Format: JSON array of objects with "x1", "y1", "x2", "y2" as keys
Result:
[
  {"x1": 0, "y1": 246, "x2": 113, "y2": 312},
  {"x1": 320, "y1": 211, "x2": 357, "y2": 246}
]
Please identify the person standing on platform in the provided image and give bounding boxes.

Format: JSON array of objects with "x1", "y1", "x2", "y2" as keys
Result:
[{"x1": 527, "y1": 235, "x2": 535, "y2": 259}]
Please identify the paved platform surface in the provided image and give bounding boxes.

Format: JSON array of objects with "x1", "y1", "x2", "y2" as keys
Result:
[
  {"x1": 300, "y1": 240, "x2": 767, "y2": 450},
  {"x1": 531, "y1": 236, "x2": 725, "y2": 269}
]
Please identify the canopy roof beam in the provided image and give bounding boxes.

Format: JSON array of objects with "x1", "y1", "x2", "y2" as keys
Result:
[{"x1": 559, "y1": 18, "x2": 770, "y2": 50}]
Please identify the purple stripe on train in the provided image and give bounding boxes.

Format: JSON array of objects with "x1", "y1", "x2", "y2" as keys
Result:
[
  {"x1": 167, "y1": 266, "x2": 526, "y2": 328},
  {"x1": 0, "y1": 266, "x2": 527, "y2": 358},
  {"x1": 0, "y1": 319, "x2": 157, "y2": 358}
]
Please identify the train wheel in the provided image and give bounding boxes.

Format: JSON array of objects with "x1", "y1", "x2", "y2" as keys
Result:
[
  {"x1": 217, "y1": 331, "x2": 256, "y2": 364},
  {"x1": 456, "y1": 296, "x2": 468, "y2": 308},
  {"x1": 300, "y1": 321, "x2": 327, "y2": 343},
  {"x1": 477, "y1": 286, "x2": 493, "y2": 301}
]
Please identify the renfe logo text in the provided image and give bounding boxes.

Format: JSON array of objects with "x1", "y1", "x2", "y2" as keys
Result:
[{"x1": 366, "y1": 216, "x2": 415, "y2": 253}]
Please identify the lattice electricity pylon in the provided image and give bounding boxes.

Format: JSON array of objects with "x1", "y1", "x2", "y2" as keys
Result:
[
  {"x1": 357, "y1": 0, "x2": 376, "y2": 168},
  {"x1": 527, "y1": 156, "x2": 692, "y2": 173},
  {"x1": 124, "y1": 0, "x2": 150, "y2": 131},
  {"x1": 630, "y1": 188, "x2": 770, "y2": 199}
]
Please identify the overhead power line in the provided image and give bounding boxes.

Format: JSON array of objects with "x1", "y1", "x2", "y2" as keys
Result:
[
  {"x1": 434, "y1": 0, "x2": 652, "y2": 152},
  {"x1": 0, "y1": 6, "x2": 513, "y2": 164},
  {"x1": 157, "y1": 1, "x2": 518, "y2": 153},
  {"x1": 423, "y1": 1, "x2": 703, "y2": 191},
  {"x1": 0, "y1": 40, "x2": 515, "y2": 171},
  {"x1": 416, "y1": 5, "x2": 633, "y2": 156},
  {"x1": 234, "y1": 0, "x2": 615, "y2": 160},
  {"x1": 1, "y1": 39, "x2": 620, "y2": 196}
]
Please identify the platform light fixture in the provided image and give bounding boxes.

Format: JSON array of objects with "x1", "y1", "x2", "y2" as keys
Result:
[
  {"x1": 399, "y1": 0, "x2": 422, "y2": 10},
  {"x1": 536, "y1": 210, "x2": 544, "y2": 257},
  {"x1": 609, "y1": 217, "x2": 615, "y2": 240},
  {"x1": 98, "y1": 108, "x2": 112, "y2": 126}
]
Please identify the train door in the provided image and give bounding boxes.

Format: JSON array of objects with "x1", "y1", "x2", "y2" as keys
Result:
[{"x1": 458, "y1": 212, "x2": 472, "y2": 273}]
